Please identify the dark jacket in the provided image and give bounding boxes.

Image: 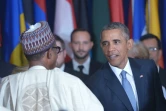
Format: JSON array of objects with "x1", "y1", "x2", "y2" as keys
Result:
[{"x1": 86, "y1": 58, "x2": 166, "y2": 111}]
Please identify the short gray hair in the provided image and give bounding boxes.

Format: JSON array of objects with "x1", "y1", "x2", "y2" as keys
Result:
[{"x1": 100, "y1": 22, "x2": 130, "y2": 40}]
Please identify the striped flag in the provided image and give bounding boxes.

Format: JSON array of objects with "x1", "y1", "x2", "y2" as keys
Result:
[
  {"x1": 109, "y1": 0, "x2": 124, "y2": 23},
  {"x1": 34, "y1": 0, "x2": 47, "y2": 22},
  {"x1": 54, "y1": 0, "x2": 77, "y2": 60},
  {"x1": 73, "y1": 0, "x2": 89, "y2": 30},
  {"x1": 3, "y1": 0, "x2": 28, "y2": 66},
  {"x1": 147, "y1": 0, "x2": 164, "y2": 68},
  {"x1": 132, "y1": 0, "x2": 146, "y2": 42},
  {"x1": 123, "y1": 0, "x2": 133, "y2": 38},
  {"x1": 23, "y1": 0, "x2": 34, "y2": 27}
]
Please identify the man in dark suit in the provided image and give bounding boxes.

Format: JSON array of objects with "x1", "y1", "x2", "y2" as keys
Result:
[
  {"x1": 55, "y1": 35, "x2": 89, "y2": 82},
  {"x1": 66, "y1": 28, "x2": 103, "y2": 76},
  {"x1": 86, "y1": 22, "x2": 166, "y2": 111},
  {"x1": 140, "y1": 34, "x2": 166, "y2": 99}
]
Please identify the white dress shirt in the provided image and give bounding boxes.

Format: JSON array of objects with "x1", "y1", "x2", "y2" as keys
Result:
[
  {"x1": 72, "y1": 56, "x2": 90, "y2": 75},
  {"x1": 109, "y1": 59, "x2": 139, "y2": 108}
]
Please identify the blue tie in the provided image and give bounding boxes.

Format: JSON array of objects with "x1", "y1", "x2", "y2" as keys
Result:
[{"x1": 121, "y1": 70, "x2": 137, "y2": 111}]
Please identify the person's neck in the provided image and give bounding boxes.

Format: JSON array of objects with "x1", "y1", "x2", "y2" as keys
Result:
[
  {"x1": 29, "y1": 61, "x2": 47, "y2": 69},
  {"x1": 74, "y1": 56, "x2": 89, "y2": 64}
]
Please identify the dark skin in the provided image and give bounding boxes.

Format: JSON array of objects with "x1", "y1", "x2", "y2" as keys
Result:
[{"x1": 29, "y1": 45, "x2": 58, "y2": 70}]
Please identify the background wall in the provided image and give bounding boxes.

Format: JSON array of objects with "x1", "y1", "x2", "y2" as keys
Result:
[{"x1": 0, "y1": 0, "x2": 166, "y2": 68}]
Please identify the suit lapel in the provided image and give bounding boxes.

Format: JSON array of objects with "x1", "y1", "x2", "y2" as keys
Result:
[
  {"x1": 129, "y1": 58, "x2": 145, "y2": 110},
  {"x1": 89, "y1": 60, "x2": 94, "y2": 76},
  {"x1": 103, "y1": 63, "x2": 134, "y2": 111},
  {"x1": 65, "y1": 61, "x2": 74, "y2": 70}
]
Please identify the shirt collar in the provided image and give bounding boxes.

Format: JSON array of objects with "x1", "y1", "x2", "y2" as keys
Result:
[
  {"x1": 157, "y1": 65, "x2": 160, "y2": 72},
  {"x1": 29, "y1": 65, "x2": 46, "y2": 70},
  {"x1": 109, "y1": 59, "x2": 133, "y2": 77},
  {"x1": 72, "y1": 56, "x2": 91, "y2": 74}
]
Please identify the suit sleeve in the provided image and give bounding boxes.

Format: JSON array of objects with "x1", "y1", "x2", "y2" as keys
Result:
[{"x1": 151, "y1": 62, "x2": 166, "y2": 110}]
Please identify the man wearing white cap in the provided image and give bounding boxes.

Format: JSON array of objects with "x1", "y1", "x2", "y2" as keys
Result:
[{"x1": 0, "y1": 21, "x2": 103, "y2": 111}]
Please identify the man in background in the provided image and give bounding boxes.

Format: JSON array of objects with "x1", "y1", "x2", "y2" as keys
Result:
[
  {"x1": 55, "y1": 35, "x2": 89, "y2": 82},
  {"x1": 128, "y1": 42, "x2": 149, "y2": 59},
  {"x1": 66, "y1": 28, "x2": 103, "y2": 76},
  {"x1": 140, "y1": 34, "x2": 166, "y2": 99}
]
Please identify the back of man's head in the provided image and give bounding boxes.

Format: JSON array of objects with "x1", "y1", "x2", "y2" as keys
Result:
[
  {"x1": 20, "y1": 21, "x2": 55, "y2": 61},
  {"x1": 20, "y1": 21, "x2": 57, "y2": 69}
]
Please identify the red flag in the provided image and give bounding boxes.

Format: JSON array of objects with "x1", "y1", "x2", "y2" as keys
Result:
[
  {"x1": 54, "y1": 0, "x2": 76, "y2": 62},
  {"x1": 128, "y1": 0, "x2": 133, "y2": 39},
  {"x1": 109, "y1": 0, "x2": 124, "y2": 23}
]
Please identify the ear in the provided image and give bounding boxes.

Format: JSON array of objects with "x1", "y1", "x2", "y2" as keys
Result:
[
  {"x1": 90, "y1": 41, "x2": 94, "y2": 49},
  {"x1": 63, "y1": 50, "x2": 67, "y2": 58},
  {"x1": 158, "y1": 49, "x2": 162, "y2": 60},
  {"x1": 127, "y1": 39, "x2": 133, "y2": 50},
  {"x1": 47, "y1": 48, "x2": 52, "y2": 59}
]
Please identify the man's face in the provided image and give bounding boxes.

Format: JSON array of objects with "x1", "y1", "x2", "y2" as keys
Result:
[
  {"x1": 56, "y1": 41, "x2": 66, "y2": 68},
  {"x1": 70, "y1": 31, "x2": 93, "y2": 60},
  {"x1": 48, "y1": 43, "x2": 58, "y2": 69},
  {"x1": 101, "y1": 29, "x2": 132, "y2": 69},
  {"x1": 142, "y1": 38, "x2": 161, "y2": 64}
]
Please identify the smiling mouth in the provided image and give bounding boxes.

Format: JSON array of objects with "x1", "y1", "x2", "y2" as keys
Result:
[{"x1": 109, "y1": 55, "x2": 118, "y2": 59}]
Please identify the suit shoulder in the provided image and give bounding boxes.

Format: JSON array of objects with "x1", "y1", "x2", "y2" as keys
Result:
[
  {"x1": 159, "y1": 67, "x2": 166, "y2": 73},
  {"x1": 53, "y1": 68, "x2": 82, "y2": 84},
  {"x1": 91, "y1": 60, "x2": 103, "y2": 65},
  {"x1": 130, "y1": 58, "x2": 156, "y2": 66},
  {"x1": 86, "y1": 67, "x2": 104, "y2": 85},
  {"x1": 65, "y1": 60, "x2": 72, "y2": 65}
]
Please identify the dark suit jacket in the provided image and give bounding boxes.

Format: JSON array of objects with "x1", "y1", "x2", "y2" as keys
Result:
[
  {"x1": 86, "y1": 58, "x2": 166, "y2": 111},
  {"x1": 0, "y1": 60, "x2": 16, "y2": 78},
  {"x1": 64, "y1": 66, "x2": 89, "y2": 83},
  {"x1": 65, "y1": 59, "x2": 103, "y2": 76},
  {"x1": 159, "y1": 67, "x2": 166, "y2": 88}
]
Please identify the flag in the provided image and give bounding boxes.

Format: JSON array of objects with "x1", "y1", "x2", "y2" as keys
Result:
[
  {"x1": 108, "y1": 0, "x2": 124, "y2": 23},
  {"x1": 147, "y1": 0, "x2": 164, "y2": 68},
  {"x1": 3, "y1": 0, "x2": 28, "y2": 66},
  {"x1": 54, "y1": 0, "x2": 77, "y2": 60},
  {"x1": 22, "y1": 0, "x2": 34, "y2": 27},
  {"x1": 34, "y1": 0, "x2": 47, "y2": 22},
  {"x1": 159, "y1": 0, "x2": 166, "y2": 68},
  {"x1": 46, "y1": 0, "x2": 56, "y2": 31},
  {"x1": 123, "y1": 0, "x2": 133, "y2": 38},
  {"x1": 92, "y1": 0, "x2": 110, "y2": 63},
  {"x1": 133, "y1": 0, "x2": 146, "y2": 42},
  {"x1": 73, "y1": 0, "x2": 89, "y2": 30}
]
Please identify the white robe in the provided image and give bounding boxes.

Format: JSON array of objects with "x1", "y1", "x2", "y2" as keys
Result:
[{"x1": 0, "y1": 66, "x2": 103, "y2": 111}]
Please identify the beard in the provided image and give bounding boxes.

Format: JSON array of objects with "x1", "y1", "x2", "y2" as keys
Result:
[{"x1": 74, "y1": 51, "x2": 89, "y2": 60}]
